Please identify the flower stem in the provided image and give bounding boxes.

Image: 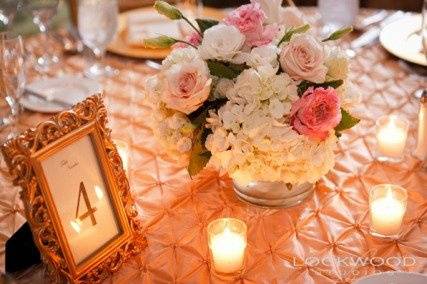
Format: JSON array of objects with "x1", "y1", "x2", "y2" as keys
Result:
[
  {"x1": 182, "y1": 15, "x2": 203, "y2": 37},
  {"x1": 175, "y1": 39, "x2": 197, "y2": 49}
]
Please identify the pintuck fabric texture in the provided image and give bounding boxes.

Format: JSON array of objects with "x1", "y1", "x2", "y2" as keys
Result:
[{"x1": 0, "y1": 8, "x2": 426, "y2": 284}]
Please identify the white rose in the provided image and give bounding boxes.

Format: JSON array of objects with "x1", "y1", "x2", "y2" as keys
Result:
[
  {"x1": 199, "y1": 24, "x2": 245, "y2": 61},
  {"x1": 247, "y1": 44, "x2": 280, "y2": 71},
  {"x1": 280, "y1": 7, "x2": 306, "y2": 28},
  {"x1": 279, "y1": 34, "x2": 327, "y2": 83},
  {"x1": 159, "y1": 47, "x2": 212, "y2": 114},
  {"x1": 325, "y1": 47, "x2": 349, "y2": 81}
]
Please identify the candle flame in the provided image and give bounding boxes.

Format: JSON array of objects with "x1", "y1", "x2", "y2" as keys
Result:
[
  {"x1": 95, "y1": 185, "x2": 104, "y2": 200},
  {"x1": 385, "y1": 186, "x2": 394, "y2": 200},
  {"x1": 70, "y1": 219, "x2": 81, "y2": 233}
]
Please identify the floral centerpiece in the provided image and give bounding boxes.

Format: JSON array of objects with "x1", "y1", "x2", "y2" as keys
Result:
[{"x1": 144, "y1": 1, "x2": 359, "y2": 207}]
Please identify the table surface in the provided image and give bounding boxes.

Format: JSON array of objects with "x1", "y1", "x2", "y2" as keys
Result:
[{"x1": 1, "y1": 8, "x2": 427, "y2": 284}]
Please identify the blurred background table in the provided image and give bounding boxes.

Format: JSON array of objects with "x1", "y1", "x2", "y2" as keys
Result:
[{"x1": 0, "y1": 6, "x2": 427, "y2": 284}]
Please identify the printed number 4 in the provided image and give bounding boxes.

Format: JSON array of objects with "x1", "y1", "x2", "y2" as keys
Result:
[{"x1": 75, "y1": 182, "x2": 97, "y2": 225}]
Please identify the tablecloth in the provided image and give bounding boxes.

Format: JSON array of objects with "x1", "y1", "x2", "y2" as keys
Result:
[{"x1": 0, "y1": 8, "x2": 426, "y2": 284}]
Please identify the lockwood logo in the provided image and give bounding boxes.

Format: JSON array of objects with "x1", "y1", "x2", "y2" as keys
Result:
[
  {"x1": 292, "y1": 256, "x2": 416, "y2": 279},
  {"x1": 293, "y1": 256, "x2": 416, "y2": 267}
]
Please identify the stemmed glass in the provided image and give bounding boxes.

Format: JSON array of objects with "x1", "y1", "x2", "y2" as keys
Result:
[
  {"x1": 78, "y1": 0, "x2": 118, "y2": 78},
  {"x1": 28, "y1": 0, "x2": 60, "y2": 71},
  {"x1": 0, "y1": 32, "x2": 25, "y2": 140},
  {"x1": 0, "y1": 0, "x2": 22, "y2": 30},
  {"x1": 414, "y1": 0, "x2": 427, "y2": 99}
]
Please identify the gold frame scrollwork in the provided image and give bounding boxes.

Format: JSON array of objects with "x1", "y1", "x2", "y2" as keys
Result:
[{"x1": 1, "y1": 95, "x2": 146, "y2": 283}]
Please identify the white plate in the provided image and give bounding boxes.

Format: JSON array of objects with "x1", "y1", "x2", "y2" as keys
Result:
[
  {"x1": 380, "y1": 15, "x2": 427, "y2": 66},
  {"x1": 21, "y1": 75, "x2": 102, "y2": 113},
  {"x1": 354, "y1": 272, "x2": 427, "y2": 284}
]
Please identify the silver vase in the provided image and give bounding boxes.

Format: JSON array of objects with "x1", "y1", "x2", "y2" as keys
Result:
[{"x1": 232, "y1": 180, "x2": 314, "y2": 208}]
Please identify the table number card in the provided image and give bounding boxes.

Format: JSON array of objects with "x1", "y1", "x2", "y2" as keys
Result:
[{"x1": 1, "y1": 95, "x2": 146, "y2": 283}]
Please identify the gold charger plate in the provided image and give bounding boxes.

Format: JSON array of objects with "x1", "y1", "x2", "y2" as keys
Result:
[{"x1": 107, "y1": 7, "x2": 225, "y2": 60}]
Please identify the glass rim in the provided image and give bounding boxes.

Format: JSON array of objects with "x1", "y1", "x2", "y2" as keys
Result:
[
  {"x1": 369, "y1": 183, "x2": 408, "y2": 200},
  {"x1": 0, "y1": 32, "x2": 23, "y2": 43},
  {"x1": 375, "y1": 114, "x2": 409, "y2": 129},
  {"x1": 207, "y1": 217, "x2": 247, "y2": 233}
]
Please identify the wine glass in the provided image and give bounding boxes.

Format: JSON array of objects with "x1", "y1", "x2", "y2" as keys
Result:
[
  {"x1": 0, "y1": 32, "x2": 25, "y2": 140},
  {"x1": 28, "y1": 0, "x2": 60, "y2": 71},
  {"x1": 78, "y1": 0, "x2": 118, "y2": 78},
  {"x1": 0, "y1": 0, "x2": 22, "y2": 30}
]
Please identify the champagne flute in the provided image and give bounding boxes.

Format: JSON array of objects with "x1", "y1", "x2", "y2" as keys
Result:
[
  {"x1": 28, "y1": 0, "x2": 60, "y2": 71},
  {"x1": 0, "y1": 32, "x2": 25, "y2": 140},
  {"x1": 78, "y1": 0, "x2": 118, "y2": 78}
]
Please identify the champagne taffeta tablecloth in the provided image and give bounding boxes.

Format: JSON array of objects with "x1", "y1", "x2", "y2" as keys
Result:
[{"x1": 1, "y1": 8, "x2": 427, "y2": 284}]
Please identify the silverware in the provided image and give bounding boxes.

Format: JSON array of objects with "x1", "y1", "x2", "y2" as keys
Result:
[
  {"x1": 354, "y1": 10, "x2": 388, "y2": 31},
  {"x1": 350, "y1": 11, "x2": 408, "y2": 51},
  {"x1": 24, "y1": 89, "x2": 72, "y2": 108},
  {"x1": 145, "y1": 60, "x2": 162, "y2": 70}
]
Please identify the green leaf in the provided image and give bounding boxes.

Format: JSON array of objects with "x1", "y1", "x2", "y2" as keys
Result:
[
  {"x1": 154, "y1": 0, "x2": 183, "y2": 20},
  {"x1": 143, "y1": 36, "x2": 177, "y2": 49},
  {"x1": 297, "y1": 79, "x2": 343, "y2": 96},
  {"x1": 322, "y1": 26, "x2": 353, "y2": 42},
  {"x1": 186, "y1": 98, "x2": 227, "y2": 177},
  {"x1": 335, "y1": 108, "x2": 360, "y2": 136},
  {"x1": 187, "y1": 127, "x2": 212, "y2": 177},
  {"x1": 196, "y1": 18, "x2": 219, "y2": 33},
  {"x1": 278, "y1": 24, "x2": 310, "y2": 45},
  {"x1": 207, "y1": 60, "x2": 248, "y2": 80}
]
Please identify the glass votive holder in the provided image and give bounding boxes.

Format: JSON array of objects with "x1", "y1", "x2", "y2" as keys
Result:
[
  {"x1": 113, "y1": 139, "x2": 129, "y2": 175},
  {"x1": 369, "y1": 184, "x2": 407, "y2": 239},
  {"x1": 207, "y1": 218, "x2": 247, "y2": 279},
  {"x1": 375, "y1": 115, "x2": 409, "y2": 163}
]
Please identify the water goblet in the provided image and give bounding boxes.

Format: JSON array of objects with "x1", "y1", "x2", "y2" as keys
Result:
[
  {"x1": 0, "y1": 0, "x2": 22, "y2": 30},
  {"x1": 28, "y1": 0, "x2": 60, "y2": 71},
  {"x1": 318, "y1": 0, "x2": 359, "y2": 37},
  {"x1": 0, "y1": 32, "x2": 25, "y2": 139},
  {"x1": 78, "y1": 0, "x2": 118, "y2": 78}
]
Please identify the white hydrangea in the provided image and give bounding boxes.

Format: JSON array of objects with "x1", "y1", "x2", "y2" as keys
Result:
[{"x1": 206, "y1": 67, "x2": 338, "y2": 185}]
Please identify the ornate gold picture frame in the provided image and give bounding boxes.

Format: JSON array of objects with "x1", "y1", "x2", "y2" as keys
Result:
[{"x1": 1, "y1": 95, "x2": 146, "y2": 283}]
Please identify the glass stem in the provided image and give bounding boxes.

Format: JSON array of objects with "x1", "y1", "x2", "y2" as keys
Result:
[{"x1": 94, "y1": 48, "x2": 105, "y2": 65}]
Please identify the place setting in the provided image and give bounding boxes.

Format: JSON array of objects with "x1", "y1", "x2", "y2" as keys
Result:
[{"x1": 0, "y1": 0, "x2": 426, "y2": 283}]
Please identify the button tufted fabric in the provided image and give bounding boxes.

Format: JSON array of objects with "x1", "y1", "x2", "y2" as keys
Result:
[{"x1": 0, "y1": 8, "x2": 426, "y2": 284}]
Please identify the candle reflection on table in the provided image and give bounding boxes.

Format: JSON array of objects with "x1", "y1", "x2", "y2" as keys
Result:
[{"x1": 113, "y1": 139, "x2": 129, "y2": 175}]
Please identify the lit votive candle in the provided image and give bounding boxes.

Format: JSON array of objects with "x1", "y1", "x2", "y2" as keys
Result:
[
  {"x1": 369, "y1": 184, "x2": 407, "y2": 238},
  {"x1": 113, "y1": 139, "x2": 129, "y2": 174},
  {"x1": 375, "y1": 115, "x2": 409, "y2": 162},
  {"x1": 207, "y1": 218, "x2": 247, "y2": 276}
]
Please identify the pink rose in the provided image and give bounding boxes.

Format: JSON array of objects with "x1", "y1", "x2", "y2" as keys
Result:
[
  {"x1": 279, "y1": 34, "x2": 327, "y2": 83},
  {"x1": 224, "y1": 3, "x2": 278, "y2": 47},
  {"x1": 290, "y1": 87, "x2": 341, "y2": 140},
  {"x1": 173, "y1": 32, "x2": 202, "y2": 49},
  {"x1": 161, "y1": 49, "x2": 211, "y2": 114}
]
